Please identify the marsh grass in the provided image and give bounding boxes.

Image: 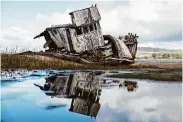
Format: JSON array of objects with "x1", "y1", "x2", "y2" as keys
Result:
[
  {"x1": 1, "y1": 50, "x2": 182, "y2": 81},
  {"x1": 1, "y1": 48, "x2": 181, "y2": 70},
  {"x1": 1, "y1": 53, "x2": 161, "y2": 70},
  {"x1": 108, "y1": 69, "x2": 182, "y2": 81},
  {"x1": 1, "y1": 54, "x2": 88, "y2": 69}
]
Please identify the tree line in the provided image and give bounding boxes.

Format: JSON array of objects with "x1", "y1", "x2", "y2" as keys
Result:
[{"x1": 137, "y1": 53, "x2": 182, "y2": 59}]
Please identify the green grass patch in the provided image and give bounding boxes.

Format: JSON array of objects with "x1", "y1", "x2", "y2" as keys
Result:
[{"x1": 108, "y1": 69, "x2": 182, "y2": 81}]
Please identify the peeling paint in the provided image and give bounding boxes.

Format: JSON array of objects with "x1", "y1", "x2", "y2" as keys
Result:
[
  {"x1": 33, "y1": 5, "x2": 138, "y2": 63},
  {"x1": 70, "y1": 6, "x2": 101, "y2": 27}
]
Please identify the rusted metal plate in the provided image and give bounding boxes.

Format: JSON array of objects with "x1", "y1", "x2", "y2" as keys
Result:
[{"x1": 119, "y1": 33, "x2": 138, "y2": 59}]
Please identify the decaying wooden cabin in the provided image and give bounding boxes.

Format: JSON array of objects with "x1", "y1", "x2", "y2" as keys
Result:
[{"x1": 34, "y1": 5, "x2": 138, "y2": 64}]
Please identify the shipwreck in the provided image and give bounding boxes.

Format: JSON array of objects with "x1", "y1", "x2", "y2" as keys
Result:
[{"x1": 34, "y1": 5, "x2": 138, "y2": 65}]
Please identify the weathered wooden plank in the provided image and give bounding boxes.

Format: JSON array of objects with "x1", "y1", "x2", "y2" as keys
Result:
[
  {"x1": 71, "y1": 7, "x2": 101, "y2": 27},
  {"x1": 90, "y1": 7, "x2": 101, "y2": 21},
  {"x1": 48, "y1": 29, "x2": 65, "y2": 48},
  {"x1": 112, "y1": 37, "x2": 132, "y2": 59},
  {"x1": 72, "y1": 9, "x2": 90, "y2": 26}
]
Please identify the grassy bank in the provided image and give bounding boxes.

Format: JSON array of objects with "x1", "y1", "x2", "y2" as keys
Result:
[
  {"x1": 1, "y1": 53, "x2": 182, "y2": 82},
  {"x1": 1, "y1": 54, "x2": 164, "y2": 70},
  {"x1": 1, "y1": 54, "x2": 89, "y2": 69},
  {"x1": 108, "y1": 69, "x2": 182, "y2": 81}
]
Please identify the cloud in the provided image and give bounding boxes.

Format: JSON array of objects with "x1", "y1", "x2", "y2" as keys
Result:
[
  {"x1": 1, "y1": 1, "x2": 182, "y2": 51},
  {"x1": 99, "y1": 0, "x2": 182, "y2": 42},
  {"x1": 34, "y1": 9, "x2": 72, "y2": 32},
  {"x1": 1, "y1": 26, "x2": 45, "y2": 52},
  {"x1": 97, "y1": 81, "x2": 182, "y2": 122},
  {"x1": 1, "y1": 8, "x2": 72, "y2": 52},
  {"x1": 1, "y1": 26, "x2": 30, "y2": 41},
  {"x1": 138, "y1": 41, "x2": 182, "y2": 49},
  {"x1": 36, "y1": 11, "x2": 71, "y2": 25}
]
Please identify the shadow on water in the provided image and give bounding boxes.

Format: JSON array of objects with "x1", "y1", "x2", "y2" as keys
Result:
[
  {"x1": 119, "y1": 80, "x2": 138, "y2": 92},
  {"x1": 45, "y1": 104, "x2": 67, "y2": 110}
]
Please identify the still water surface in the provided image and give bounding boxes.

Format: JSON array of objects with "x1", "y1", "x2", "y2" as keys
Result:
[{"x1": 1, "y1": 70, "x2": 182, "y2": 122}]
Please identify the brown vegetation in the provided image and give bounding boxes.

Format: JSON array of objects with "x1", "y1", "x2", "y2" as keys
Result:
[
  {"x1": 1, "y1": 53, "x2": 168, "y2": 70},
  {"x1": 1, "y1": 53, "x2": 182, "y2": 82},
  {"x1": 108, "y1": 69, "x2": 182, "y2": 81},
  {"x1": 131, "y1": 62, "x2": 182, "y2": 69}
]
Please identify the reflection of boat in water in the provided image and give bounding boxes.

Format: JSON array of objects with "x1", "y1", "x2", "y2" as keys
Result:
[
  {"x1": 101, "y1": 79, "x2": 119, "y2": 88},
  {"x1": 69, "y1": 97, "x2": 100, "y2": 119},
  {"x1": 34, "y1": 72, "x2": 102, "y2": 118},
  {"x1": 69, "y1": 80, "x2": 101, "y2": 119},
  {"x1": 34, "y1": 72, "x2": 137, "y2": 118},
  {"x1": 119, "y1": 80, "x2": 138, "y2": 92},
  {"x1": 34, "y1": 72, "x2": 102, "y2": 98}
]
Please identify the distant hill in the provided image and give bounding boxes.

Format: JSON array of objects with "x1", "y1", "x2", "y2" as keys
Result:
[{"x1": 137, "y1": 47, "x2": 181, "y2": 53}]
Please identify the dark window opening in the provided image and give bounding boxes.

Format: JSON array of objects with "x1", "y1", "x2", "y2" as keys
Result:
[
  {"x1": 71, "y1": 14, "x2": 74, "y2": 24},
  {"x1": 83, "y1": 26, "x2": 88, "y2": 34},
  {"x1": 53, "y1": 29, "x2": 57, "y2": 34},
  {"x1": 93, "y1": 23, "x2": 97, "y2": 30},
  {"x1": 76, "y1": 27, "x2": 82, "y2": 35},
  {"x1": 89, "y1": 24, "x2": 94, "y2": 31},
  {"x1": 97, "y1": 22, "x2": 101, "y2": 29}
]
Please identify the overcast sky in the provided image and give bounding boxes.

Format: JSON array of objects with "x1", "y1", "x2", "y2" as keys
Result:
[{"x1": 1, "y1": 0, "x2": 182, "y2": 51}]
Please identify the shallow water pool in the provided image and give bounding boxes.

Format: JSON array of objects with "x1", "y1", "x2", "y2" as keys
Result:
[{"x1": 1, "y1": 70, "x2": 182, "y2": 122}]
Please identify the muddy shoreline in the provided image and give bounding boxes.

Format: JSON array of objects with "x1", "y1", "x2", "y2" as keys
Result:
[
  {"x1": 107, "y1": 62, "x2": 182, "y2": 82},
  {"x1": 1, "y1": 54, "x2": 182, "y2": 82},
  {"x1": 107, "y1": 68, "x2": 182, "y2": 82},
  {"x1": 1, "y1": 54, "x2": 182, "y2": 69}
]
